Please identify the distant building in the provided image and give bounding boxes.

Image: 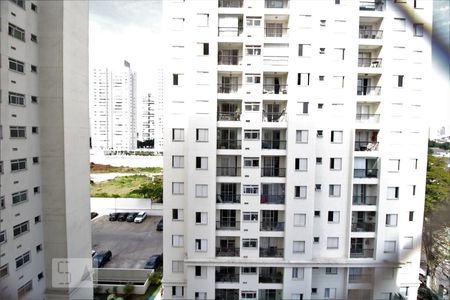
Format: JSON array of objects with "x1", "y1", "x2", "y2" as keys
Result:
[
  {"x1": 90, "y1": 61, "x2": 137, "y2": 150},
  {"x1": 154, "y1": 68, "x2": 165, "y2": 150},
  {"x1": 142, "y1": 93, "x2": 154, "y2": 142}
]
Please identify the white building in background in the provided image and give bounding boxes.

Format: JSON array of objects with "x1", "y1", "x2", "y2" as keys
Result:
[
  {"x1": 90, "y1": 61, "x2": 137, "y2": 150},
  {"x1": 162, "y1": 0, "x2": 431, "y2": 300},
  {"x1": 142, "y1": 93, "x2": 154, "y2": 142},
  {"x1": 154, "y1": 68, "x2": 165, "y2": 150},
  {"x1": 0, "y1": 1, "x2": 92, "y2": 299}
]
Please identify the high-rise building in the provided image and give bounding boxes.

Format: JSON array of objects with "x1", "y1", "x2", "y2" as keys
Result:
[
  {"x1": 0, "y1": 1, "x2": 92, "y2": 299},
  {"x1": 162, "y1": 0, "x2": 431, "y2": 299},
  {"x1": 142, "y1": 93, "x2": 155, "y2": 142},
  {"x1": 90, "y1": 61, "x2": 137, "y2": 151}
]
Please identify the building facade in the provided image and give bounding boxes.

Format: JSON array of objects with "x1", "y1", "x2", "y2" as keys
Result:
[
  {"x1": 0, "y1": 1, "x2": 92, "y2": 299},
  {"x1": 142, "y1": 93, "x2": 154, "y2": 142},
  {"x1": 90, "y1": 61, "x2": 137, "y2": 151},
  {"x1": 162, "y1": 0, "x2": 432, "y2": 299}
]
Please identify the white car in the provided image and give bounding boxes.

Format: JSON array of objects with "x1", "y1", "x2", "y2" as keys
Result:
[{"x1": 134, "y1": 211, "x2": 147, "y2": 223}]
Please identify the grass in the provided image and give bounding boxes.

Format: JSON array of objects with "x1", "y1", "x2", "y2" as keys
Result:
[
  {"x1": 91, "y1": 175, "x2": 151, "y2": 198},
  {"x1": 91, "y1": 163, "x2": 162, "y2": 174}
]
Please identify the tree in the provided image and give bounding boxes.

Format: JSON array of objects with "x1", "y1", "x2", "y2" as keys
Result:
[
  {"x1": 131, "y1": 176, "x2": 163, "y2": 202},
  {"x1": 148, "y1": 271, "x2": 162, "y2": 286},
  {"x1": 123, "y1": 283, "x2": 134, "y2": 299}
]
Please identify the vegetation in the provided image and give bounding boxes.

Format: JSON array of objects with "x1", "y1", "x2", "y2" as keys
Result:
[
  {"x1": 123, "y1": 283, "x2": 135, "y2": 299},
  {"x1": 131, "y1": 176, "x2": 163, "y2": 203},
  {"x1": 91, "y1": 163, "x2": 162, "y2": 174},
  {"x1": 147, "y1": 271, "x2": 162, "y2": 286},
  {"x1": 428, "y1": 140, "x2": 450, "y2": 151}
]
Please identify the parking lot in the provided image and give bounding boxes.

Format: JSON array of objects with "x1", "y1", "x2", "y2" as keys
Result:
[{"x1": 91, "y1": 214, "x2": 163, "y2": 269}]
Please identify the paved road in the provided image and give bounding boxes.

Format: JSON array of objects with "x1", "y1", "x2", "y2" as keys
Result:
[{"x1": 91, "y1": 215, "x2": 163, "y2": 269}]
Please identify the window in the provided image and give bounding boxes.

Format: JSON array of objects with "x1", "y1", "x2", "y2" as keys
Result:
[
  {"x1": 32, "y1": 157, "x2": 39, "y2": 164},
  {"x1": 292, "y1": 267, "x2": 304, "y2": 279},
  {"x1": 195, "y1": 292, "x2": 207, "y2": 300},
  {"x1": 34, "y1": 215, "x2": 41, "y2": 224},
  {"x1": 317, "y1": 130, "x2": 323, "y2": 138},
  {"x1": 244, "y1": 102, "x2": 260, "y2": 111},
  {"x1": 31, "y1": 96, "x2": 38, "y2": 103},
  {"x1": 319, "y1": 48, "x2": 326, "y2": 55},
  {"x1": 327, "y1": 237, "x2": 339, "y2": 249},
  {"x1": 294, "y1": 214, "x2": 306, "y2": 227},
  {"x1": 293, "y1": 241, "x2": 305, "y2": 253},
  {"x1": 31, "y1": 65, "x2": 37, "y2": 73},
  {"x1": 172, "y1": 235, "x2": 184, "y2": 247},
  {"x1": 298, "y1": 102, "x2": 309, "y2": 114},
  {"x1": 196, "y1": 13, "x2": 209, "y2": 27},
  {"x1": 195, "y1": 157, "x2": 208, "y2": 170},
  {"x1": 414, "y1": 0, "x2": 423, "y2": 8},
  {"x1": 394, "y1": 18, "x2": 406, "y2": 31},
  {"x1": 395, "y1": 75, "x2": 404, "y2": 87},
  {"x1": 334, "y1": 48, "x2": 345, "y2": 60},
  {"x1": 327, "y1": 211, "x2": 340, "y2": 223},
  {"x1": 172, "y1": 156, "x2": 184, "y2": 168},
  {"x1": 32, "y1": 127, "x2": 38, "y2": 134},
  {"x1": 410, "y1": 158, "x2": 418, "y2": 170},
  {"x1": 31, "y1": 3, "x2": 38, "y2": 11},
  {"x1": 330, "y1": 158, "x2": 342, "y2": 170},
  {"x1": 1, "y1": 196, "x2": 5, "y2": 209},
  {"x1": 245, "y1": 74, "x2": 261, "y2": 84},
  {"x1": 9, "y1": 58, "x2": 25, "y2": 73},
  {"x1": 195, "y1": 266, "x2": 204, "y2": 277},
  {"x1": 245, "y1": 45, "x2": 261, "y2": 56},
  {"x1": 38, "y1": 272, "x2": 44, "y2": 281},
  {"x1": 17, "y1": 280, "x2": 33, "y2": 298},
  {"x1": 172, "y1": 128, "x2": 184, "y2": 141},
  {"x1": 172, "y1": 182, "x2": 184, "y2": 195},
  {"x1": 0, "y1": 162, "x2": 3, "y2": 174},
  {"x1": 8, "y1": 92, "x2": 25, "y2": 106},
  {"x1": 172, "y1": 261, "x2": 184, "y2": 273},
  {"x1": 312, "y1": 288, "x2": 318, "y2": 294},
  {"x1": 315, "y1": 184, "x2": 322, "y2": 191},
  {"x1": 329, "y1": 185, "x2": 341, "y2": 197},
  {"x1": 388, "y1": 159, "x2": 400, "y2": 172},
  {"x1": 195, "y1": 184, "x2": 208, "y2": 198},
  {"x1": 8, "y1": 23, "x2": 25, "y2": 41},
  {"x1": 33, "y1": 186, "x2": 40, "y2": 194},
  {"x1": 297, "y1": 73, "x2": 310, "y2": 86},
  {"x1": 172, "y1": 209, "x2": 184, "y2": 221},
  {"x1": 36, "y1": 244, "x2": 42, "y2": 252},
  {"x1": 10, "y1": 126, "x2": 26, "y2": 138},
  {"x1": 0, "y1": 231, "x2": 6, "y2": 244},
  {"x1": 299, "y1": 14, "x2": 312, "y2": 28},
  {"x1": 13, "y1": 221, "x2": 29, "y2": 238},
  {"x1": 15, "y1": 251, "x2": 31, "y2": 269},
  {"x1": 409, "y1": 211, "x2": 414, "y2": 221},
  {"x1": 196, "y1": 128, "x2": 208, "y2": 142},
  {"x1": 195, "y1": 239, "x2": 207, "y2": 252},
  {"x1": 243, "y1": 185, "x2": 258, "y2": 194},
  {"x1": 324, "y1": 288, "x2": 337, "y2": 299},
  {"x1": 242, "y1": 267, "x2": 257, "y2": 274},
  {"x1": 295, "y1": 158, "x2": 308, "y2": 171},
  {"x1": 292, "y1": 294, "x2": 304, "y2": 300},
  {"x1": 0, "y1": 264, "x2": 8, "y2": 279},
  {"x1": 298, "y1": 44, "x2": 311, "y2": 57},
  {"x1": 30, "y1": 34, "x2": 37, "y2": 43},
  {"x1": 195, "y1": 212, "x2": 207, "y2": 224},
  {"x1": 296, "y1": 130, "x2": 308, "y2": 143},
  {"x1": 243, "y1": 212, "x2": 258, "y2": 222},
  {"x1": 403, "y1": 236, "x2": 413, "y2": 249},
  {"x1": 326, "y1": 268, "x2": 338, "y2": 275},
  {"x1": 386, "y1": 214, "x2": 398, "y2": 227},
  {"x1": 244, "y1": 157, "x2": 259, "y2": 168},
  {"x1": 384, "y1": 241, "x2": 396, "y2": 253},
  {"x1": 316, "y1": 157, "x2": 322, "y2": 165},
  {"x1": 314, "y1": 211, "x2": 321, "y2": 217},
  {"x1": 242, "y1": 239, "x2": 257, "y2": 248},
  {"x1": 318, "y1": 103, "x2": 324, "y2": 109},
  {"x1": 241, "y1": 291, "x2": 256, "y2": 299},
  {"x1": 244, "y1": 130, "x2": 260, "y2": 140},
  {"x1": 246, "y1": 16, "x2": 261, "y2": 26},
  {"x1": 413, "y1": 23, "x2": 424, "y2": 36},
  {"x1": 313, "y1": 237, "x2": 319, "y2": 243},
  {"x1": 330, "y1": 131, "x2": 343, "y2": 143},
  {"x1": 173, "y1": 73, "x2": 183, "y2": 85},
  {"x1": 320, "y1": 19, "x2": 326, "y2": 27},
  {"x1": 294, "y1": 186, "x2": 307, "y2": 199},
  {"x1": 11, "y1": 159, "x2": 27, "y2": 172},
  {"x1": 172, "y1": 286, "x2": 184, "y2": 297},
  {"x1": 387, "y1": 187, "x2": 399, "y2": 199},
  {"x1": 10, "y1": 0, "x2": 25, "y2": 9}
]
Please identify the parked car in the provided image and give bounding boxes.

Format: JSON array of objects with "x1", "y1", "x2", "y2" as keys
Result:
[
  {"x1": 156, "y1": 218, "x2": 163, "y2": 231},
  {"x1": 109, "y1": 212, "x2": 119, "y2": 221},
  {"x1": 126, "y1": 212, "x2": 138, "y2": 222},
  {"x1": 117, "y1": 212, "x2": 129, "y2": 222},
  {"x1": 134, "y1": 211, "x2": 147, "y2": 223},
  {"x1": 91, "y1": 212, "x2": 99, "y2": 219},
  {"x1": 92, "y1": 250, "x2": 112, "y2": 268},
  {"x1": 144, "y1": 254, "x2": 162, "y2": 269}
]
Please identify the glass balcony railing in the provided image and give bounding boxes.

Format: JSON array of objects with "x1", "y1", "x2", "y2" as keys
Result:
[
  {"x1": 356, "y1": 114, "x2": 380, "y2": 122},
  {"x1": 260, "y1": 194, "x2": 285, "y2": 204},
  {"x1": 217, "y1": 220, "x2": 240, "y2": 230},
  {"x1": 357, "y1": 86, "x2": 381, "y2": 96},
  {"x1": 354, "y1": 168, "x2": 378, "y2": 178},
  {"x1": 261, "y1": 167, "x2": 286, "y2": 177},
  {"x1": 216, "y1": 247, "x2": 240, "y2": 257},
  {"x1": 216, "y1": 273, "x2": 240, "y2": 283},
  {"x1": 218, "y1": 26, "x2": 243, "y2": 37},
  {"x1": 217, "y1": 167, "x2": 241, "y2": 176},
  {"x1": 217, "y1": 83, "x2": 241, "y2": 94},
  {"x1": 217, "y1": 139, "x2": 242, "y2": 149},
  {"x1": 217, "y1": 111, "x2": 241, "y2": 121},
  {"x1": 216, "y1": 194, "x2": 241, "y2": 204},
  {"x1": 354, "y1": 141, "x2": 379, "y2": 151},
  {"x1": 259, "y1": 274, "x2": 283, "y2": 284},
  {"x1": 262, "y1": 112, "x2": 287, "y2": 122},
  {"x1": 218, "y1": 55, "x2": 242, "y2": 66},
  {"x1": 260, "y1": 247, "x2": 284, "y2": 257},
  {"x1": 358, "y1": 58, "x2": 382, "y2": 68},
  {"x1": 263, "y1": 84, "x2": 288, "y2": 94},
  {"x1": 264, "y1": 27, "x2": 288, "y2": 37},
  {"x1": 350, "y1": 248, "x2": 374, "y2": 258},
  {"x1": 359, "y1": 0, "x2": 385, "y2": 11},
  {"x1": 261, "y1": 140, "x2": 287, "y2": 150},
  {"x1": 265, "y1": 0, "x2": 288, "y2": 8},
  {"x1": 352, "y1": 195, "x2": 377, "y2": 205},
  {"x1": 351, "y1": 222, "x2": 376, "y2": 232},
  {"x1": 260, "y1": 221, "x2": 285, "y2": 231},
  {"x1": 359, "y1": 29, "x2": 383, "y2": 39},
  {"x1": 219, "y1": 0, "x2": 243, "y2": 8}
]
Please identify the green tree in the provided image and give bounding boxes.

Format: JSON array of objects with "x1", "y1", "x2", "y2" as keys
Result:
[
  {"x1": 148, "y1": 271, "x2": 162, "y2": 286},
  {"x1": 131, "y1": 176, "x2": 163, "y2": 202},
  {"x1": 123, "y1": 283, "x2": 134, "y2": 299}
]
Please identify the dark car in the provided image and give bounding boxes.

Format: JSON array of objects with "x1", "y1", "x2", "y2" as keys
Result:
[
  {"x1": 91, "y1": 212, "x2": 99, "y2": 219},
  {"x1": 144, "y1": 254, "x2": 162, "y2": 269},
  {"x1": 109, "y1": 212, "x2": 119, "y2": 221},
  {"x1": 156, "y1": 218, "x2": 163, "y2": 231},
  {"x1": 126, "y1": 212, "x2": 138, "y2": 222},
  {"x1": 117, "y1": 212, "x2": 129, "y2": 222},
  {"x1": 92, "y1": 250, "x2": 112, "y2": 268}
]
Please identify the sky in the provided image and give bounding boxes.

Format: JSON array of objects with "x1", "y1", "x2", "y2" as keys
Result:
[{"x1": 89, "y1": 0, "x2": 450, "y2": 138}]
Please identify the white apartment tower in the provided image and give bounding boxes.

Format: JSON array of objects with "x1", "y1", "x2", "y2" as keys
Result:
[
  {"x1": 0, "y1": 0, "x2": 92, "y2": 299},
  {"x1": 142, "y1": 93, "x2": 155, "y2": 142},
  {"x1": 162, "y1": 0, "x2": 431, "y2": 299},
  {"x1": 90, "y1": 61, "x2": 137, "y2": 151}
]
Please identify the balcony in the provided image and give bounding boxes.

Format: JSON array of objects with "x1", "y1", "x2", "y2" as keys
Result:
[
  {"x1": 262, "y1": 111, "x2": 287, "y2": 123},
  {"x1": 260, "y1": 221, "x2": 285, "y2": 231},
  {"x1": 349, "y1": 268, "x2": 374, "y2": 283},
  {"x1": 354, "y1": 168, "x2": 378, "y2": 178},
  {"x1": 217, "y1": 237, "x2": 239, "y2": 257},
  {"x1": 350, "y1": 238, "x2": 375, "y2": 258},
  {"x1": 263, "y1": 56, "x2": 288, "y2": 67},
  {"x1": 217, "y1": 167, "x2": 241, "y2": 176},
  {"x1": 259, "y1": 247, "x2": 284, "y2": 258},
  {"x1": 352, "y1": 195, "x2": 377, "y2": 205},
  {"x1": 358, "y1": 58, "x2": 382, "y2": 68},
  {"x1": 218, "y1": 54, "x2": 242, "y2": 66},
  {"x1": 264, "y1": 27, "x2": 288, "y2": 38},
  {"x1": 359, "y1": 29, "x2": 383, "y2": 39},
  {"x1": 352, "y1": 222, "x2": 376, "y2": 232},
  {"x1": 359, "y1": 0, "x2": 385, "y2": 11},
  {"x1": 357, "y1": 86, "x2": 381, "y2": 96},
  {"x1": 215, "y1": 289, "x2": 239, "y2": 300},
  {"x1": 261, "y1": 183, "x2": 285, "y2": 204},
  {"x1": 265, "y1": 0, "x2": 289, "y2": 8},
  {"x1": 356, "y1": 114, "x2": 380, "y2": 123},
  {"x1": 216, "y1": 194, "x2": 241, "y2": 204},
  {"x1": 216, "y1": 267, "x2": 240, "y2": 283},
  {"x1": 219, "y1": 0, "x2": 243, "y2": 8},
  {"x1": 217, "y1": 139, "x2": 241, "y2": 150},
  {"x1": 217, "y1": 220, "x2": 240, "y2": 230},
  {"x1": 218, "y1": 26, "x2": 243, "y2": 37},
  {"x1": 218, "y1": 100, "x2": 241, "y2": 121},
  {"x1": 261, "y1": 140, "x2": 286, "y2": 150},
  {"x1": 217, "y1": 83, "x2": 242, "y2": 94},
  {"x1": 352, "y1": 211, "x2": 376, "y2": 232},
  {"x1": 218, "y1": 111, "x2": 241, "y2": 121},
  {"x1": 261, "y1": 167, "x2": 286, "y2": 177},
  {"x1": 216, "y1": 247, "x2": 240, "y2": 257},
  {"x1": 355, "y1": 141, "x2": 379, "y2": 151},
  {"x1": 263, "y1": 84, "x2": 288, "y2": 95},
  {"x1": 259, "y1": 267, "x2": 283, "y2": 283},
  {"x1": 350, "y1": 248, "x2": 374, "y2": 258},
  {"x1": 260, "y1": 194, "x2": 284, "y2": 204},
  {"x1": 258, "y1": 290, "x2": 283, "y2": 300}
]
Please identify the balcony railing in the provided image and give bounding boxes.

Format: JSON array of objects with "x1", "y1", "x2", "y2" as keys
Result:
[
  {"x1": 265, "y1": 0, "x2": 288, "y2": 8},
  {"x1": 350, "y1": 248, "x2": 374, "y2": 258},
  {"x1": 354, "y1": 168, "x2": 378, "y2": 178},
  {"x1": 355, "y1": 141, "x2": 379, "y2": 151},
  {"x1": 351, "y1": 222, "x2": 376, "y2": 232},
  {"x1": 217, "y1": 83, "x2": 241, "y2": 93},
  {"x1": 219, "y1": 0, "x2": 243, "y2": 8},
  {"x1": 218, "y1": 26, "x2": 243, "y2": 37},
  {"x1": 259, "y1": 274, "x2": 283, "y2": 283},
  {"x1": 216, "y1": 273, "x2": 240, "y2": 283},
  {"x1": 263, "y1": 84, "x2": 288, "y2": 94},
  {"x1": 216, "y1": 247, "x2": 240, "y2": 257},
  {"x1": 359, "y1": 29, "x2": 383, "y2": 39},
  {"x1": 217, "y1": 139, "x2": 242, "y2": 149},
  {"x1": 260, "y1": 247, "x2": 284, "y2": 257},
  {"x1": 356, "y1": 114, "x2": 380, "y2": 122},
  {"x1": 261, "y1": 140, "x2": 287, "y2": 150},
  {"x1": 264, "y1": 27, "x2": 288, "y2": 37},
  {"x1": 260, "y1": 195, "x2": 285, "y2": 204},
  {"x1": 349, "y1": 274, "x2": 374, "y2": 283},
  {"x1": 217, "y1": 167, "x2": 241, "y2": 176},
  {"x1": 217, "y1": 220, "x2": 240, "y2": 230},
  {"x1": 357, "y1": 86, "x2": 381, "y2": 96},
  {"x1": 263, "y1": 56, "x2": 289, "y2": 66},
  {"x1": 216, "y1": 194, "x2": 241, "y2": 204},
  {"x1": 218, "y1": 55, "x2": 242, "y2": 65},
  {"x1": 260, "y1": 221, "x2": 285, "y2": 231},
  {"x1": 358, "y1": 58, "x2": 383, "y2": 68},
  {"x1": 261, "y1": 167, "x2": 286, "y2": 177},
  {"x1": 262, "y1": 112, "x2": 287, "y2": 122},
  {"x1": 359, "y1": 0, "x2": 385, "y2": 11},
  {"x1": 352, "y1": 196, "x2": 377, "y2": 205},
  {"x1": 217, "y1": 111, "x2": 241, "y2": 121}
]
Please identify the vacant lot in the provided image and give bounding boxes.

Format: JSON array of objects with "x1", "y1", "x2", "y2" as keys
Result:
[
  {"x1": 91, "y1": 163, "x2": 162, "y2": 174},
  {"x1": 91, "y1": 215, "x2": 163, "y2": 269},
  {"x1": 91, "y1": 175, "x2": 151, "y2": 198}
]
